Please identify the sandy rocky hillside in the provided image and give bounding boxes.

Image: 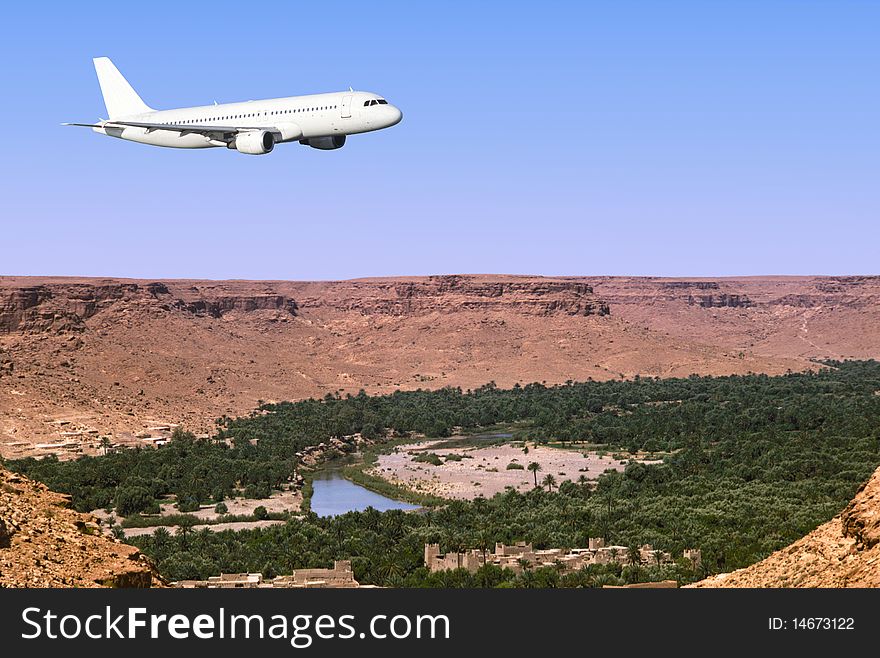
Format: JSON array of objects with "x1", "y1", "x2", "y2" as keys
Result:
[
  {"x1": 0, "y1": 466, "x2": 161, "y2": 587},
  {"x1": 690, "y1": 465, "x2": 880, "y2": 588},
  {"x1": 1, "y1": 274, "x2": 878, "y2": 457}
]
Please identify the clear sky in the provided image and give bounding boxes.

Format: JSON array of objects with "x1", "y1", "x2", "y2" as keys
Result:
[{"x1": 2, "y1": 1, "x2": 877, "y2": 279}]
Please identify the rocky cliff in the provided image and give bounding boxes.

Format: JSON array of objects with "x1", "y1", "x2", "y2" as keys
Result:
[
  {"x1": 0, "y1": 280, "x2": 299, "y2": 333},
  {"x1": 0, "y1": 466, "x2": 161, "y2": 587},
  {"x1": 292, "y1": 276, "x2": 609, "y2": 317},
  {"x1": 0, "y1": 275, "x2": 605, "y2": 336},
  {"x1": 593, "y1": 276, "x2": 880, "y2": 311},
  {"x1": 0, "y1": 283, "x2": 139, "y2": 334},
  {"x1": 690, "y1": 466, "x2": 880, "y2": 588}
]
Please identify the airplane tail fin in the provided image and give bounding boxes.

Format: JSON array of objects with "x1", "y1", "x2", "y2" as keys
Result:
[{"x1": 93, "y1": 57, "x2": 153, "y2": 119}]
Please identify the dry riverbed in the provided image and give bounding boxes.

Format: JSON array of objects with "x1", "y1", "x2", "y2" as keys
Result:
[{"x1": 372, "y1": 441, "x2": 642, "y2": 500}]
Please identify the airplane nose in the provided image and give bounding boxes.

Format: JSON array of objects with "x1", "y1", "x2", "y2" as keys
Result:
[{"x1": 389, "y1": 106, "x2": 402, "y2": 126}]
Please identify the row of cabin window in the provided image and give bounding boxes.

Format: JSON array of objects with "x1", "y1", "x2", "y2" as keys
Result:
[
  {"x1": 364, "y1": 99, "x2": 388, "y2": 106},
  {"x1": 160, "y1": 105, "x2": 339, "y2": 125}
]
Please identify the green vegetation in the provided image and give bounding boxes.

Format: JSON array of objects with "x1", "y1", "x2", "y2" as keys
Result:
[
  {"x1": 8, "y1": 427, "x2": 297, "y2": 514},
  {"x1": 430, "y1": 433, "x2": 512, "y2": 450},
  {"x1": 528, "y1": 461, "x2": 542, "y2": 487},
  {"x1": 409, "y1": 451, "x2": 464, "y2": 465},
  {"x1": 119, "y1": 509, "x2": 290, "y2": 529},
  {"x1": 506, "y1": 462, "x2": 524, "y2": 470},
  {"x1": 121, "y1": 512, "x2": 201, "y2": 529},
  {"x1": 6, "y1": 360, "x2": 880, "y2": 587},
  {"x1": 412, "y1": 452, "x2": 444, "y2": 466},
  {"x1": 338, "y1": 446, "x2": 448, "y2": 507}
]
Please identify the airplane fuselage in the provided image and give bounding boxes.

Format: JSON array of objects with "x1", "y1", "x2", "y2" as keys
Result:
[{"x1": 95, "y1": 90, "x2": 402, "y2": 150}]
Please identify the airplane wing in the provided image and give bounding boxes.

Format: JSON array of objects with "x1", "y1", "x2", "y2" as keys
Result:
[{"x1": 63, "y1": 121, "x2": 269, "y2": 143}]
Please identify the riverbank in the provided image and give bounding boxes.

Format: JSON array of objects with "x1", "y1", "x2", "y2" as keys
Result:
[
  {"x1": 302, "y1": 440, "x2": 447, "y2": 513},
  {"x1": 309, "y1": 471, "x2": 420, "y2": 516}
]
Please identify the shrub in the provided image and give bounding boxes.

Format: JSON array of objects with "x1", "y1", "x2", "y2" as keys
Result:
[
  {"x1": 506, "y1": 462, "x2": 524, "y2": 470},
  {"x1": 115, "y1": 486, "x2": 154, "y2": 516},
  {"x1": 244, "y1": 482, "x2": 271, "y2": 499},
  {"x1": 176, "y1": 498, "x2": 200, "y2": 513},
  {"x1": 413, "y1": 453, "x2": 443, "y2": 466}
]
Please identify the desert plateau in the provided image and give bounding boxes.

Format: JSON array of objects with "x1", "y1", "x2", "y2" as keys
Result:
[{"x1": 2, "y1": 274, "x2": 878, "y2": 458}]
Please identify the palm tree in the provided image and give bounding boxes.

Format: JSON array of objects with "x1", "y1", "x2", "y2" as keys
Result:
[
  {"x1": 542, "y1": 474, "x2": 557, "y2": 492},
  {"x1": 627, "y1": 544, "x2": 642, "y2": 567},
  {"x1": 377, "y1": 557, "x2": 405, "y2": 583},
  {"x1": 476, "y1": 530, "x2": 491, "y2": 565},
  {"x1": 592, "y1": 573, "x2": 618, "y2": 588},
  {"x1": 176, "y1": 516, "x2": 197, "y2": 548},
  {"x1": 527, "y1": 462, "x2": 542, "y2": 487},
  {"x1": 153, "y1": 526, "x2": 170, "y2": 546}
]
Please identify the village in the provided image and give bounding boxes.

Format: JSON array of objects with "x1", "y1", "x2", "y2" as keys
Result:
[
  {"x1": 425, "y1": 540, "x2": 702, "y2": 574},
  {"x1": 173, "y1": 542, "x2": 701, "y2": 589},
  {"x1": 174, "y1": 560, "x2": 364, "y2": 589},
  {"x1": 1, "y1": 419, "x2": 185, "y2": 460}
]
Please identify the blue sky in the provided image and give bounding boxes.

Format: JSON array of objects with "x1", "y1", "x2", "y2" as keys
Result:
[{"x1": 2, "y1": 1, "x2": 877, "y2": 279}]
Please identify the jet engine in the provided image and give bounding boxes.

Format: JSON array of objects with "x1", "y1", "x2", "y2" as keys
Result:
[
  {"x1": 233, "y1": 130, "x2": 275, "y2": 155},
  {"x1": 300, "y1": 135, "x2": 346, "y2": 150}
]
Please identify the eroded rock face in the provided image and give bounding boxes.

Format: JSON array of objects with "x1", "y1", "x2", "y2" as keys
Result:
[
  {"x1": 0, "y1": 467, "x2": 161, "y2": 588},
  {"x1": 0, "y1": 516, "x2": 13, "y2": 548},
  {"x1": 0, "y1": 282, "x2": 298, "y2": 334},
  {"x1": 841, "y1": 475, "x2": 880, "y2": 550},
  {"x1": 300, "y1": 276, "x2": 610, "y2": 317},
  {"x1": 687, "y1": 294, "x2": 753, "y2": 308},
  {"x1": 0, "y1": 276, "x2": 606, "y2": 334}
]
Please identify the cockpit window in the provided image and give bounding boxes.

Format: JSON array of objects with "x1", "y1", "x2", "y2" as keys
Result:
[{"x1": 377, "y1": 99, "x2": 388, "y2": 104}]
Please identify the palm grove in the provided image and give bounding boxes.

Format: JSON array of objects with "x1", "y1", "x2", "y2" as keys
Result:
[{"x1": 7, "y1": 360, "x2": 880, "y2": 587}]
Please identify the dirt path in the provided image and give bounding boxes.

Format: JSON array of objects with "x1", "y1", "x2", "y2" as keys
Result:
[{"x1": 797, "y1": 306, "x2": 842, "y2": 359}]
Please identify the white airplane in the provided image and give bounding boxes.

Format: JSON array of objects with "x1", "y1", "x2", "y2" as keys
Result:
[{"x1": 65, "y1": 57, "x2": 402, "y2": 155}]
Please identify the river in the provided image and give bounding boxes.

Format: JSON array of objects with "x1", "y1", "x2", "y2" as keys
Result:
[{"x1": 309, "y1": 470, "x2": 419, "y2": 517}]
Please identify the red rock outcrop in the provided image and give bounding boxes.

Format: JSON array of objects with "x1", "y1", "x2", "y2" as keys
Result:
[{"x1": 0, "y1": 466, "x2": 161, "y2": 587}]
